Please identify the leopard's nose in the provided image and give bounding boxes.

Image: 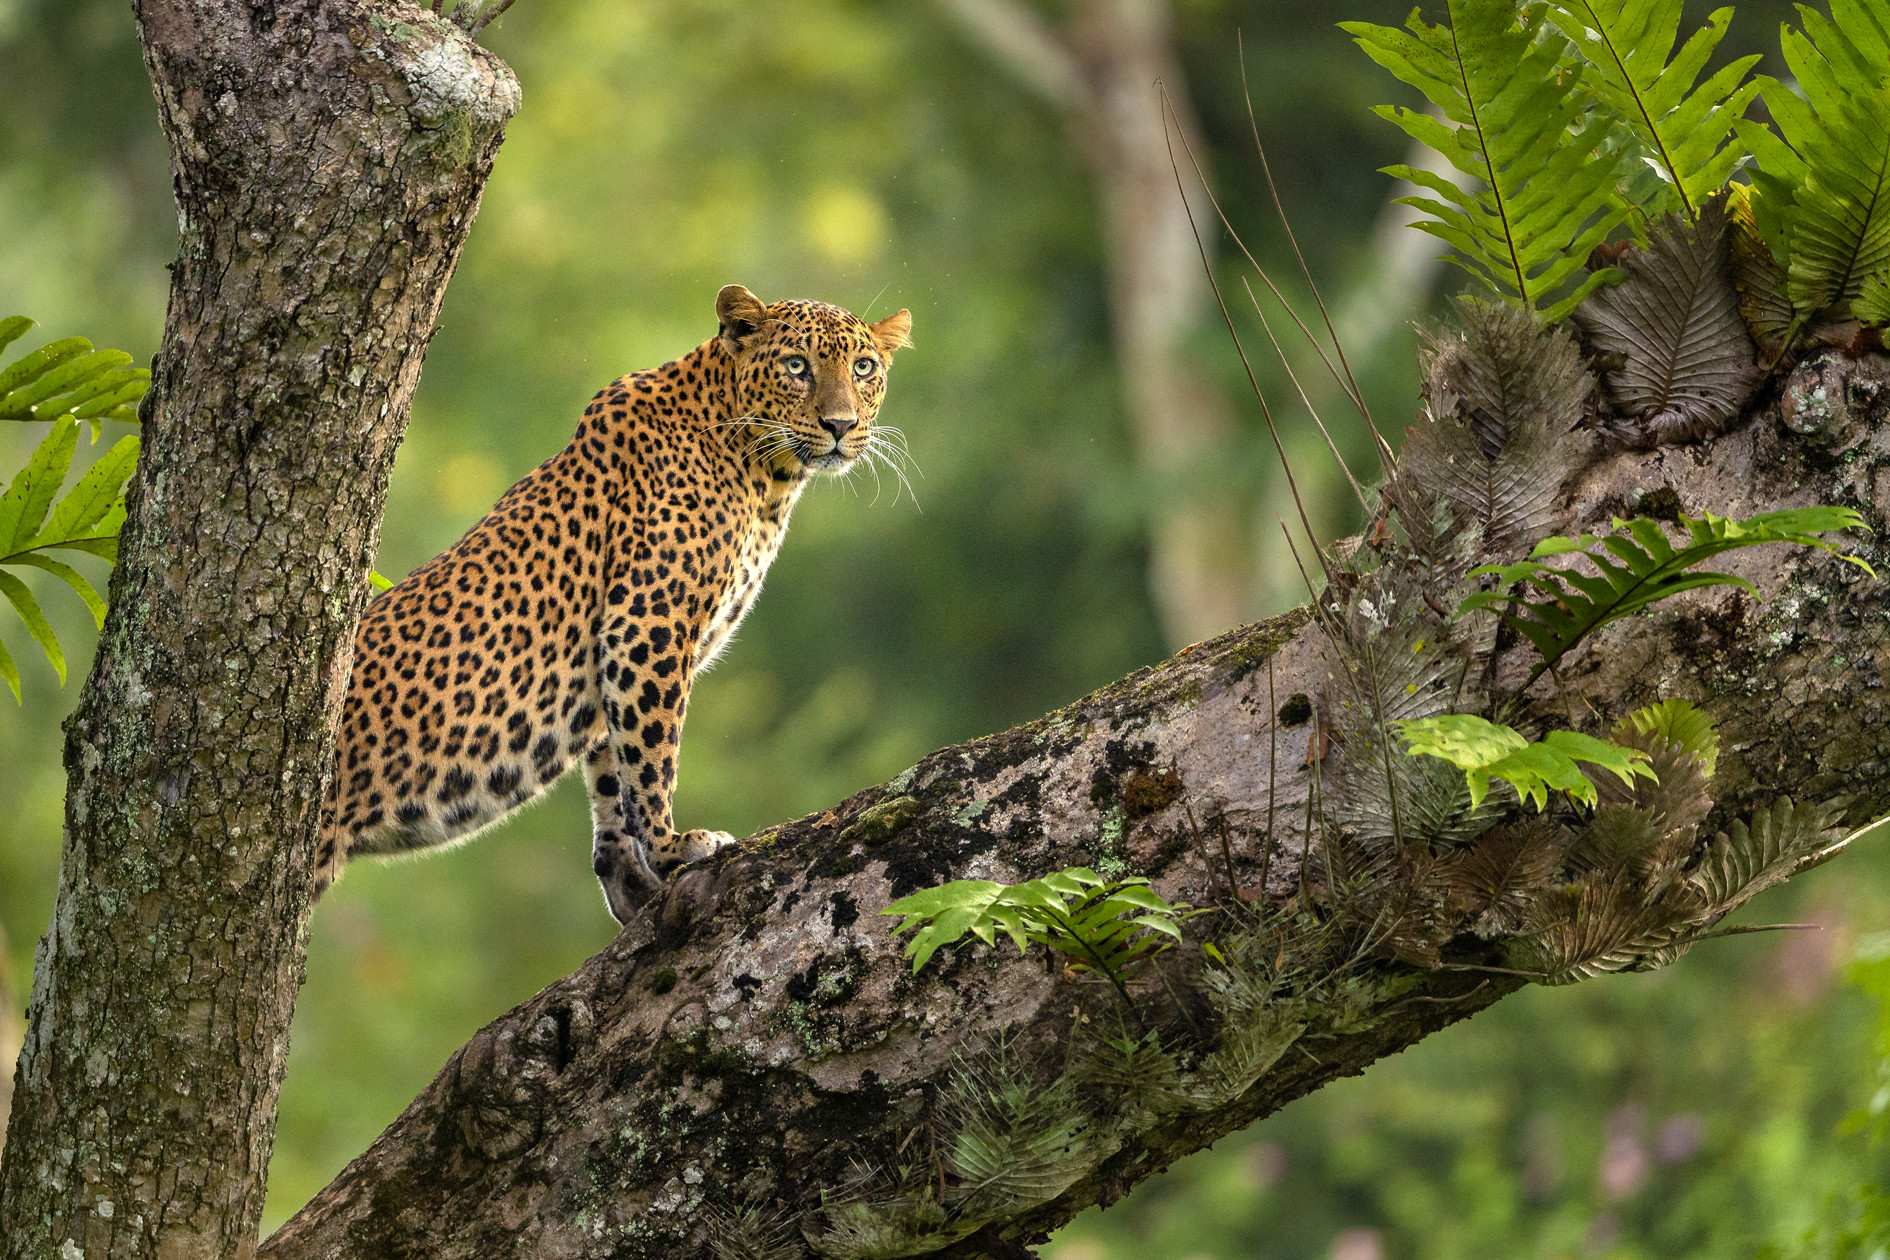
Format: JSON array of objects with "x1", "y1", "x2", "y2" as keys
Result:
[{"x1": 819, "y1": 415, "x2": 858, "y2": 439}]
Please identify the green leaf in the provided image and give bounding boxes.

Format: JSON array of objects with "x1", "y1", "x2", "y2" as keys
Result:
[
  {"x1": 1859, "y1": 273, "x2": 1890, "y2": 327},
  {"x1": 1544, "y1": 0, "x2": 1761, "y2": 223},
  {"x1": 1344, "y1": 0, "x2": 1631, "y2": 318},
  {"x1": 883, "y1": 867, "x2": 1194, "y2": 992},
  {"x1": 0, "y1": 319, "x2": 149, "y2": 429},
  {"x1": 0, "y1": 568, "x2": 65, "y2": 686},
  {"x1": 1619, "y1": 697, "x2": 1718, "y2": 778},
  {"x1": 0, "y1": 317, "x2": 34, "y2": 358},
  {"x1": 1461, "y1": 507, "x2": 1871, "y2": 677},
  {"x1": 368, "y1": 568, "x2": 396, "y2": 593},
  {"x1": 1396, "y1": 714, "x2": 1652, "y2": 810},
  {"x1": 1726, "y1": 182, "x2": 1800, "y2": 356},
  {"x1": 0, "y1": 630, "x2": 18, "y2": 702},
  {"x1": 7, "y1": 554, "x2": 106, "y2": 629},
  {"x1": 24, "y1": 433, "x2": 139, "y2": 553},
  {"x1": 1741, "y1": 4, "x2": 1890, "y2": 329},
  {"x1": 0, "y1": 417, "x2": 79, "y2": 554}
]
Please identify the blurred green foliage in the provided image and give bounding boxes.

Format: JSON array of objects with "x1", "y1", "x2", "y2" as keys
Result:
[{"x1": 2, "y1": 0, "x2": 1882, "y2": 1252}]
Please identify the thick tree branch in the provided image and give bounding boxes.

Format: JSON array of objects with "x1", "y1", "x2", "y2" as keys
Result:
[
  {"x1": 265, "y1": 352, "x2": 1889, "y2": 1258},
  {"x1": 0, "y1": 3, "x2": 517, "y2": 1256}
]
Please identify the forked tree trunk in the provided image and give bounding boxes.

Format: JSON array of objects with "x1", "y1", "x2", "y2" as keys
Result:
[
  {"x1": 0, "y1": 3, "x2": 517, "y2": 1256},
  {"x1": 261, "y1": 353, "x2": 1890, "y2": 1258}
]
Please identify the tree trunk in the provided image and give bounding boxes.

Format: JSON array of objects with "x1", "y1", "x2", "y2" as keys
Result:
[
  {"x1": 261, "y1": 350, "x2": 1890, "y2": 1259},
  {"x1": 0, "y1": 3, "x2": 517, "y2": 1257},
  {"x1": 943, "y1": 0, "x2": 1255, "y2": 648},
  {"x1": 0, "y1": 918, "x2": 18, "y2": 1161}
]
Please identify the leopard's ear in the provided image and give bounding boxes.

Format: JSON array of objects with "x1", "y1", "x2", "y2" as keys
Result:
[
  {"x1": 869, "y1": 308, "x2": 912, "y2": 361},
  {"x1": 716, "y1": 285, "x2": 769, "y2": 353}
]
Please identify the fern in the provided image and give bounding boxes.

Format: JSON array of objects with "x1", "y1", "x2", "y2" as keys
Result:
[
  {"x1": 1396, "y1": 714, "x2": 1654, "y2": 810},
  {"x1": 1726, "y1": 183, "x2": 1800, "y2": 356},
  {"x1": 1618, "y1": 696, "x2": 1719, "y2": 778},
  {"x1": 0, "y1": 317, "x2": 148, "y2": 438},
  {"x1": 1343, "y1": 0, "x2": 1630, "y2": 322},
  {"x1": 1544, "y1": 0, "x2": 1762, "y2": 225},
  {"x1": 1506, "y1": 874, "x2": 1692, "y2": 983},
  {"x1": 1461, "y1": 507, "x2": 1871, "y2": 680},
  {"x1": 1396, "y1": 299, "x2": 1585, "y2": 560},
  {"x1": 1572, "y1": 200, "x2": 1758, "y2": 445},
  {"x1": 944, "y1": 1057, "x2": 1096, "y2": 1213},
  {"x1": 1859, "y1": 273, "x2": 1890, "y2": 327},
  {"x1": 1738, "y1": 0, "x2": 1890, "y2": 329},
  {"x1": 1689, "y1": 796, "x2": 1846, "y2": 906},
  {"x1": 0, "y1": 417, "x2": 142, "y2": 701},
  {"x1": 882, "y1": 868, "x2": 1194, "y2": 1005}
]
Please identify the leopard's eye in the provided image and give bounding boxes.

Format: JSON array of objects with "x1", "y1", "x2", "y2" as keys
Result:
[
  {"x1": 783, "y1": 355, "x2": 809, "y2": 377},
  {"x1": 852, "y1": 357, "x2": 877, "y2": 378}
]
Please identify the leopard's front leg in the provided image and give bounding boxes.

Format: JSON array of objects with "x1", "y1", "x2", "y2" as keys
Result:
[{"x1": 587, "y1": 646, "x2": 735, "y2": 923}]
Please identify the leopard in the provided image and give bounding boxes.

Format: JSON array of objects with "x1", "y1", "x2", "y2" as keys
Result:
[{"x1": 314, "y1": 285, "x2": 913, "y2": 922}]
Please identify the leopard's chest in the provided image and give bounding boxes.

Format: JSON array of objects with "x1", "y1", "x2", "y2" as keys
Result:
[{"x1": 695, "y1": 514, "x2": 789, "y2": 671}]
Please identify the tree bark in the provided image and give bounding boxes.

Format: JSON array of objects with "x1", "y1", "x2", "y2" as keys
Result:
[
  {"x1": 0, "y1": 3, "x2": 517, "y2": 1257},
  {"x1": 261, "y1": 351, "x2": 1890, "y2": 1259},
  {"x1": 943, "y1": 0, "x2": 1256, "y2": 648},
  {"x1": 0, "y1": 918, "x2": 19, "y2": 1161}
]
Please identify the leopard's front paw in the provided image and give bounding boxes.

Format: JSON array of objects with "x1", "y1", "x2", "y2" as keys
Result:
[{"x1": 673, "y1": 828, "x2": 738, "y2": 865}]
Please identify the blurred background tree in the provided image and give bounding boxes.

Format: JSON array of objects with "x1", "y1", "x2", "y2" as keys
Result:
[{"x1": 1, "y1": 0, "x2": 1883, "y2": 1253}]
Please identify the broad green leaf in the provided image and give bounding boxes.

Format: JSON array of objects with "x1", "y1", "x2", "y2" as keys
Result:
[
  {"x1": 7, "y1": 554, "x2": 105, "y2": 629},
  {"x1": 0, "y1": 317, "x2": 33, "y2": 358},
  {"x1": 0, "y1": 569, "x2": 65, "y2": 686},
  {"x1": 882, "y1": 867, "x2": 1193, "y2": 987},
  {"x1": 1859, "y1": 273, "x2": 1890, "y2": 326},
  {"x1": 0, "y1": 633, "x2": 18, "y2": 702},
  {"x1": 0, "y1": 319, "x2": 149, "y2": 429},
  {"x1": 25, "y1": 433, "x2": 139, "y2": 552},
  {"x1": 0, "y1": 417, "x2": 79, "y2": 554},
  {"x1": 1397, "y1": 714, "x2": 1652, "y2": 810}
]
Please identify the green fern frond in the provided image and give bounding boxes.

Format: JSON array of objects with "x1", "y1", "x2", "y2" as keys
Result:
[
  {"x1": 0, "y1": 317, "x2": 149, "y2": 439},
  {"x1": 1726, "y1": 183, "x2": 1799, "y2": 356},
  {"x1": 1619, "y1": 697, "x2": 1718, "y2": 778},
  {"x1": 1396, "y1": 714, "x2": 1654, "y2": 811},
  {"x1": 1343, "y1": 0, "x2": 1631, "y2": 322},
  {"x1": 1544, "y1": 0, "x2": 1761, "y2": 224},
  {"x1": 0, "y1": 416, "x2": 141, "y2": 700},
  {"x1": 1461, "y1": 507, "x2": 1870, "y2": 680},
  {"x1": 1859, "y1": 273, "x2": 1890, "y2": 327},
  {"x1": 1739, "y1": 1, "x2": 1890, "y2": 327},
  {"x1": 882, "y1": 868, "x2": 1195, "y2": 1005}
]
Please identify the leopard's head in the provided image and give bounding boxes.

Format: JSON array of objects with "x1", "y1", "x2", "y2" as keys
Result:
[{"x1": 716, "y1": 284, "x2": 912, "y2": 477}]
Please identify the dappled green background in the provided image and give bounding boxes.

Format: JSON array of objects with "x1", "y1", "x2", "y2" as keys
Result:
[{"x1": 2, "y1": 0, "x2": 1886, "y2": 1254}]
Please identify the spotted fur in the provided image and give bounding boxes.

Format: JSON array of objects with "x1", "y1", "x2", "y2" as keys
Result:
[{"x1": 317, "y1": 286, "x2": 913, "y2": 922}]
